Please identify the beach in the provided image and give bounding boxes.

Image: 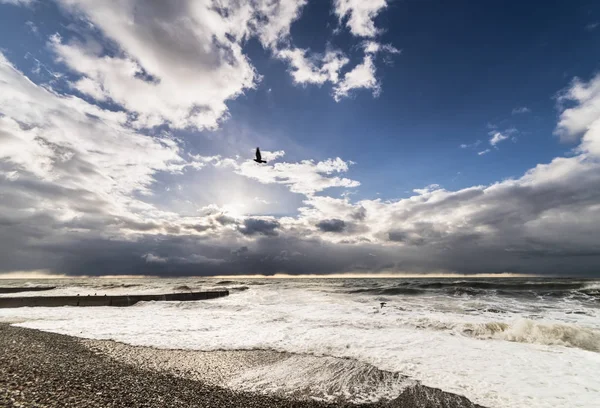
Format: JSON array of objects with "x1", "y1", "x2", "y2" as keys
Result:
[
  {"x1": 1, "y1": 277, "x2": 599, "y2": 407},
  {"x1": 0, "y1": 323, "x2": 482, "y2": 408}
]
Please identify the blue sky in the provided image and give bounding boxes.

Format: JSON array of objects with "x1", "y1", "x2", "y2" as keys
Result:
[{"x1": 1, "y1": 0, "x2": 600, "y2": 277}]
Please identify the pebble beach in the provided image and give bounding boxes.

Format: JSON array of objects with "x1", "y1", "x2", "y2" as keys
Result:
[{"x1": 0, "y1": 324, "x2": 483, "y2": 408}]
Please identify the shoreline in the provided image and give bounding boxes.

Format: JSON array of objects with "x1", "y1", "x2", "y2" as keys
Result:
[{"x1": 1, "y1": 323, "x2": 484, "y2": 408}]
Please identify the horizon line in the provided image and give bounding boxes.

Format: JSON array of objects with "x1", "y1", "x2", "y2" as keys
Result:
[{"x1": 0, "y1": 271, "x2": 551, "y2": 279}]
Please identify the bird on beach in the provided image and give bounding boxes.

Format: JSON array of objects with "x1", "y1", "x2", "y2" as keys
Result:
[
  {"x1": 380, "y1": 302, "x2": 387, "y2": 309},
  {"x1": 254, "y1": 147, "x2": 267, "y2": 164}
]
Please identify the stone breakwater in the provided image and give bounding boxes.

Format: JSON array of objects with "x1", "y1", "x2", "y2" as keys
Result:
[{"x1": 0, "y1": 290, "x2": 229, "y2": 308}]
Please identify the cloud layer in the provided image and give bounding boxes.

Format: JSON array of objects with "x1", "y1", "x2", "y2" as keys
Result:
[{"x1": 1, "y1": 0, "x2": 600, "y2": 277}]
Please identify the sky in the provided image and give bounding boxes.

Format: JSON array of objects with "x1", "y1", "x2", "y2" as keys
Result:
[{"x1": 1, "y1": 0, "x2": 600, "y2": 278}]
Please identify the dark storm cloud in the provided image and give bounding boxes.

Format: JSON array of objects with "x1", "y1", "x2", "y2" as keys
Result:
[
  {"x1": 3, "y1": 151, "x2": 600, "y2": 277},
  {"x1": 120, "y1": 219, "x2": 161, "y2": 232},
  {"x1": 351, "y1": 206, "x2": 367, "y2": 221},
  {"x1": 238, "y1": 218, "x2": 280, "y2": 236},
  {"x1": 5, "y1": 227, "x2": 600, "y2": 278},
  {"x1": 231, "y1": 246, "x2": 249, "y2": 256},
  {"x1": 316, "y1": 219, "x2": 346, "y2": 233},
  {"x1": 387, "y1": 223, "x2": 444, "y2": 246},
  {"x1": 387, "y1": 231, "x2": 411, "y2": 243},
  {"x1": 216, "y1": 214, "x2": 237, "y2": 225},
  {"x1": 183, "y1": 223, "x2": 214, "y2": 233}
]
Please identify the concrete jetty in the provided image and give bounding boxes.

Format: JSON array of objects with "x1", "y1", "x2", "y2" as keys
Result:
[
  {"x1": 0, "y1": 287, "x2": 57, "y2": 294},
  {"x1": 0, "y1": 290, "x2": 229, "y2": 308}
]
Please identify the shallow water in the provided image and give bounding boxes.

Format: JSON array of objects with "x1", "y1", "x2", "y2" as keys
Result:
[{"x1": 1, "y1": 277, "x2": 599, "y2": 407}]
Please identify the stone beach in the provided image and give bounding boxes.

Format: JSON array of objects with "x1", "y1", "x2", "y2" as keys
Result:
[{"x1": 0, "y1": 324, "x2": 484, "y2": 408}]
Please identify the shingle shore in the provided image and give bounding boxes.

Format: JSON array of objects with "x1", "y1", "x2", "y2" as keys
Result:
[{"x1": 0, "y1": 324, "x2": 484, "y2": 408}]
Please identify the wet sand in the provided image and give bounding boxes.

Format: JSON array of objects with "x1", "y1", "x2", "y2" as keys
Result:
[{"x1": 0, "y1": 323, "x2": 484, "y2": 408}]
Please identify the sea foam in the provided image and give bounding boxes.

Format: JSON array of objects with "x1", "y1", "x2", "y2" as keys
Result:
[{"x1": 1, "y1": 279, "x2": 599, "y2": 408}]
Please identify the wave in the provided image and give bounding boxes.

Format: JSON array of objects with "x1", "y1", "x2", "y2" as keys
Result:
[
  {"x1": 341, "y1": 279, "x2": 600, "y2": 301},
  {"x1": 100, "y1": 283, "x2": 142, "y2": 289},
  {"x1": 410, "y1": 318, "x2": 600, "y2": 352},
  {"x1": 416, "y1": 280, "x2": 588, "y2": 291},
  {"x1": 347, "y1": 287, "x2": 425, "y2": 296}
]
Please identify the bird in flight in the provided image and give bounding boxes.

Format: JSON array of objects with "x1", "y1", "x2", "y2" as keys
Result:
[{"x1": 254, "y1": 147, "x2": 267, "y2": 164}]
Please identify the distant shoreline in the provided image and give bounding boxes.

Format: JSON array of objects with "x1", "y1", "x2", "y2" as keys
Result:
[
  {"x1": 0, "y1": 323, "x2": 484, "y2": 408},
  {"x1": 0, "y1": 273, "x2": 556, "y2": 279}
]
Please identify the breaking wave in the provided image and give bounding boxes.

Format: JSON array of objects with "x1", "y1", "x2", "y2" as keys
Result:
[
  {"x1": 348, "y1": 287, "x2": 425, "y2": 296},
  {"x1": 410, "y1": 318, "x2": 600, "y2": 352},
  {"x1": 342, "y1": 279, "x2": 600, "y2": 300},
  {"x1": 100, "y1": 283, "x2": 142, "y2": 289},
  {"x1": 228, "y1": 354, "x2": 413, "y2": 403}
]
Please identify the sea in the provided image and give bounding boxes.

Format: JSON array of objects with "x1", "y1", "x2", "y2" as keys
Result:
[{"x1": 1, "y1": 277, "x2": 599, "y2": 408}]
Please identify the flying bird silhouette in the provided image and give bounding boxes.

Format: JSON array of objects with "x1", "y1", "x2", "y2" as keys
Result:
[{"x1": 254, "y1": 147, "x2": 267, "y2": 164}]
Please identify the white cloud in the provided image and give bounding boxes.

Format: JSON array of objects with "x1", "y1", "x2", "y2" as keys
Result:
[
  {"x1": 512, "y1": 106, "x2": 530, "y2": 114},
  {"x1": 268, "y1": 3, "x2": 397, "y2": 99},
  {"x1": 254, "y1": 0, "x2": 308, "y2": 48},
  {"x1": 48, "y1": 0, "x2": 260, "y2": 130},
  {"x1": 259, "y1": 150, "x2": 286, "y2": 162},
  {"x1": 333, "y1": 55, "x2": 380, "y2": 101},
  {"x1": 278, "y1": 42, "x2": 397, "y2": 101},
  {"x1": 555, "y1": 74, "x2": 600, "y2": 143},
  {"x1": 25, "y1": 20, "x2": 38, "y2": 34},
  {"x1": 231, "y1": 153, "x2": 360, "y2": 196},
  {"x1": 48, "y1": 0, "x2": 321, "y2": 130},
  {"x1": 478, "y1": 149, "x2": 491, "y2": 155},
  {"x1": 489, "y1": 131, "x2": 509, "y2": 146},
  {"x1": 556, "y1": 73, "x2": 600, "y2": 157},
  {"x1": 413, "y1": 184, "x2": 442, "y2": 195},
  {"x1": 460, "y1": 140, "x2": 481, "y2": 149},
  {"x1": 143, "y1": 253, "x2": 167, "y2": 263},
  {"x1": 363, "y1": 41, "x2": 400, "y2": 55},
  {"x1": 277, "y1": 48, "x2": 349, "y2": 85},
  {"x1": 0, "y1": 0, "x2": 34, "y2": 5},
  {"x1": 0, "y1": 52, "x2": 187, "y2": 228},
  {"x1": 334, "y1": 0, "x2": 388, "y2": 37},
  {"x1": 8, "y1": 0, "x2": 398, "y2": 118},
  {"x1": 0, "y1": 170, "x2": 20, "y2": 181}
]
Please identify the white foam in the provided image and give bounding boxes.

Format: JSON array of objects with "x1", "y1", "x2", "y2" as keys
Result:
[
  {"x1": 1, "y1": 283, "x2": 599, "y2": 408},
  {"x1": 228, "y1": 355, "x2": 413, "y2": 403}
]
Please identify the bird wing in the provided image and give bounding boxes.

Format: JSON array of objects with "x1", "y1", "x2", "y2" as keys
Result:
[{"x1": 255, "y1": 147, "x2": 262, "y2": 161}]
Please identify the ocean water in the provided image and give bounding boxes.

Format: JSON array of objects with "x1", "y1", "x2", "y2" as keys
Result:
[{"x1": 1, "y1": 277, "x2": 599, "y2": 407}]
